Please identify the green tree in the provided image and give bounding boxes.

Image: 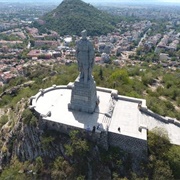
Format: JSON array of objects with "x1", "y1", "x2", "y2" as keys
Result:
[
  {"x1": 35, "y1": 156, "x2": 44, "y2": 174},
  {"x1": 41, "y1": 135, "x2": 55, "y2": 150},
  {"x1": 22, "y1": 109, "x2": 34, "y2": 124},
  {"x1": 167, "y1": 146, "x2": 180, "y2": 179},
  {"x1": 152, "y1": 160, "x2": 174, "y2": 180},
  {"x1": 141, "y1": 72, "x2": 154, "y2": 86},
  {"x1": 148, "y1": 128, "x2": 171, "y2": 160},
  {"x1": 0, "y1": 115, "x2": 8, "y2": 128},
  {"x1": 65, "y1": 130, "x2": 89, "y2": 176},
  {"x1": 147, "y1": 129, "x2": 175, "y2": 179},
  {"x1": 98, "y1": 68, "x2": 103, "y2": 80},
  {"x1": 110, "y1": 69, "x2": 130, "y2": 85},
  {"x1": 0, "y1": 157, "x2": 28, "y2": 180},
  {"x1": 136, "y1": 47, "x2": 142, "y2": 56},
  {"x1": 65, "y1": 130, "x2": 89, "y2": 157},
  {"x1": 51, "y1": 156, "x2": 74, "y2": 180}
]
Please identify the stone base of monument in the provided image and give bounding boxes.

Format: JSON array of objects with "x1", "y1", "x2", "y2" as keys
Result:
[{"x1": 68, "y1": 76, "x2": 98, "y2": 113}]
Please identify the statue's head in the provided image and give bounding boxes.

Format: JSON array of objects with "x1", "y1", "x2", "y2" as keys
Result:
[{"x1": 81, "y1": 30, "x2": 87, "y2": 39}]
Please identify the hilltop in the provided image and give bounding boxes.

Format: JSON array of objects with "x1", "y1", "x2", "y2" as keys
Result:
[
  {"x1": 0, "y1": 63, "x2": 179, "y2": 179},
  {"x1": 34, "y1": 0, "x2": 118, "y2": 36}
]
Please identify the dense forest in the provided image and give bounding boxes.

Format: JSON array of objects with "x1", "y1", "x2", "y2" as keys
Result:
[{"x1": 34, "y1": 0, "x2": 118, "y2": 36}]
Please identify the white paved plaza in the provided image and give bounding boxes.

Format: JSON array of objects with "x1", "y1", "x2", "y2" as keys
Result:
[{"x1": 32, "y1": 86, "x2": 180, "y2": 145}]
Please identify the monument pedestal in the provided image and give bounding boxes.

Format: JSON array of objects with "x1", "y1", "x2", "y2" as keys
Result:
[{"x1": 68, "y1": 76, "x2": 98, "y2": 113}]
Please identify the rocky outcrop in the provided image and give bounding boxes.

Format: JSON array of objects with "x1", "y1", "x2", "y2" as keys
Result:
[
  {"x1": 12, "y1": 123, "x2": 44, "y2": 161},
  {"x1": 0, "y1": 114, "x2": 67, "y2": 167},
  {"x1": 0, "y1": 99, "x2": 139, "y2": 179},
  {"x1": 1, "y1": 123, "x2": 37, "y2": 165},
  {"x1": 0, "y1": 99, "x2": 45, "y2": 167}
]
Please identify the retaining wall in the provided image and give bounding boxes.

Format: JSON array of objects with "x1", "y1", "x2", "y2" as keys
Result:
[
  {"x1": 38, "y1": 117, "x2": 107, "y2": 147},
  {"x1": 140, "y1": 107, "x2": 180, "y2": 127},
  {"x1": 108, "y1": 131, "x2": 148, "y2": 160}
]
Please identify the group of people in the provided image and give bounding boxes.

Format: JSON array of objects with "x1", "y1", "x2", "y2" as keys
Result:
[{"x1": 86, "y1": 123, "x2": 102, "y2": 133}]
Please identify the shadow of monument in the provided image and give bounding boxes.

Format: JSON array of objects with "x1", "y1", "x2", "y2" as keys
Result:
[{"x1": 71, "y1": 106, "x2": 100, "y2": 131}]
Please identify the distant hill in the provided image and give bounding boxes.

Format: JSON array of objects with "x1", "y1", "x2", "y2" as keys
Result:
[{"x1": 34, "y1": 0, "x2": 118, "y2": 36}]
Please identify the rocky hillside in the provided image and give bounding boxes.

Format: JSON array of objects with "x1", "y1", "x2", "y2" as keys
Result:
[
  {"x1": 0, "y1": 63, "x2": 179, "y2": 179},
  {"x1": 0, "y1": 99, "x2": 177, "y2": 179},
  {"x1": 34, "y1": 0, "x2": 118, "y2": 36},
  {"x1": 0, "y1": 98, "x2": 133, "y2": 179}
]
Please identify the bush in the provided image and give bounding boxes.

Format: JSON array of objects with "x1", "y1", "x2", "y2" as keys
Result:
[
  {"x1": 147, "y1": 129, "x2": 177, "y2": 179},
  {"x1": 167, "y1": 146, "x2": 180, "y2": 179},
  {"x1": 22, "y1": 109, "x2": 37, "y2": 125},
  {"x1": 0, "y1": 157, "x2": 28, "y2": 180},
  {"x1": 41, "y1": 136, "x2": 55, "y2": 150},
  {"x1": 148, "y1": 129, "x2": 171, "y2": 160},
  {"x1": 51, "y1": 156, "x2": 74, "y2": 179},
  {"x1": 141, "y1": 72, "x2": 154, "y2": 86},
  {"x1": 0, "y1": 115, "x2": 8, "y2": 128},
  {"x1": 35, "y1": 156, "x2": 44, "y2": 174},
  {"x1": 152, "y1": 160, "x2": 174, "y2": 180}
]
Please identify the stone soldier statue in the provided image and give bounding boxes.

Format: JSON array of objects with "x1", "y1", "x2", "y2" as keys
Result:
[
  {"x1": 69, "y1": 30, "x2": 98, "y2": 113},
  {"x1": 76, "y1": 30, "x2": 95, "y2": 83}
]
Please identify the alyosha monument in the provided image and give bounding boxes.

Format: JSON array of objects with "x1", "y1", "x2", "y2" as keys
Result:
[
  {"x1": 30, "y1": 30, "x2": 180, "y2": 165},
  {"x1": 68, "y1": 30, "x2": 98, "y2": 113}
]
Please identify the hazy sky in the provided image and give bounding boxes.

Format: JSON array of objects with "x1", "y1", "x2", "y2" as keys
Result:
[
  {"x1": 1, "y1": 0, "x2": 180, "y2": 4},
  {"x1": 86, "y1": 0, "x2": 180, "y2": 3}
]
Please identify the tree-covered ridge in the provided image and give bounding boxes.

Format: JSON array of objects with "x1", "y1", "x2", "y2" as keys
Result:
[{"x1": 35, "y1": 0, "x2": 117, "y2": 36}]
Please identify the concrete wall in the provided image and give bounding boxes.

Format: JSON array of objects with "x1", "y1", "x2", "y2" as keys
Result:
[
  {"x1": 38, "y1": 117, "x2": 147, "y2": 160},
  {"x1": 140, "y1": 107, "x2": 180, "y2": 127},
  {"x1": 118, "y1": 95, "x2": 146, "y2": 107},
  {"x1": 38, "y1": 117, "x2": 103, "y2": 145},
  {"x1": 108, "y1": 132, "x2": 147, "y2": 160}
]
